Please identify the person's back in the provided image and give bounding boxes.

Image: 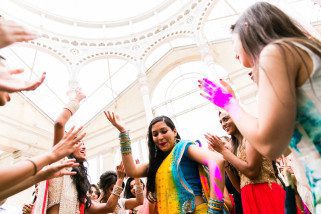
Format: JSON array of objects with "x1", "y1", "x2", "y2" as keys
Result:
[{"x1": 287, "y1": 40, "x2": 321, "y2": 213}]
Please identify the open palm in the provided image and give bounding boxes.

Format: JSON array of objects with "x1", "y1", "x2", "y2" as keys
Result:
[
  {"x1": 104, "y1": 111, "x2": 126, "y2": 133},
  {"x1": 0, "y1": 69, "x2": 46, "y2": 92}
]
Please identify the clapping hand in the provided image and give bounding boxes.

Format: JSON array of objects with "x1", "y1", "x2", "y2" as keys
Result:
[{"x1": 205, "y1": 133, "x2": 226, "y2": 153}]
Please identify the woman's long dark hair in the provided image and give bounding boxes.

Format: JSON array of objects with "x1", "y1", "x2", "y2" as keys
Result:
[
  {"x1": 146, "y1": 116, "x2": 181, "y2": 197},
  {"x1": 89, "y1": 184, "x2": 101, "y2": 198},
  {"x1": 68, "y1": 154, "x2": 91, "y2": 209},
  {"x1": 98, "y1": 171, "x2": 117, "y2": 201},
  {"x1": 124, "y1": 178, "x2": 145, "y2": 199}
]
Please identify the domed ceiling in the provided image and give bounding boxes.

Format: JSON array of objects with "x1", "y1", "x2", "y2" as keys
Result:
[{"x1": 0, "y1": 0, "x2": 320, "y2": 158}]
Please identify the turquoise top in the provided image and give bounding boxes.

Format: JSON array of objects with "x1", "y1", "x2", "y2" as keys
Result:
[
  {"x1": 181, "y1": 143, "x2": 203, "y2": 196},
  {"x1": 289, "y1": 42, "x2": 321, "y2": 213}
]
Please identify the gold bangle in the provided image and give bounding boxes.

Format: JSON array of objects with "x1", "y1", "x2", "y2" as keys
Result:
[
  {"x1": 26, "y1": 159, "x2": 38, "y2": 175},
  {"x1": 111, "y1": 185, "x2": 123, "y2": 197}
]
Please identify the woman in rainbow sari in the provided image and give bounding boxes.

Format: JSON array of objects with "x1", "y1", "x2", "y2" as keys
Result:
[{"x1": 105, "y1": 111, "x2": 227, "y2": 214}]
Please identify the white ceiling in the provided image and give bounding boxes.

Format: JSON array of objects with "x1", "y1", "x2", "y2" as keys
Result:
[{"x1": 0, "y1": 0, "x2": 320, "y2": 157}]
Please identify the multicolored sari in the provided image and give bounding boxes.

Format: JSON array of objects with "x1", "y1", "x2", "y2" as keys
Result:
[{"x1": 155, "y1": 140, "x2": 209, "y2": 214}]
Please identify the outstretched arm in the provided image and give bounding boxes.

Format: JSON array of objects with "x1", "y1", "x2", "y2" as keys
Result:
[
  {"x1": 0, "y1": 127, "x2": 85, "y2": 195},
  {"x1": 0, "y1": 19, "x2": 38, "y2": 48},
  {"x1": 199, "y1": 44, "x2": 298, "y2": 160},
  {"x1": 123, "y1": 178, "x2": 144, "y2": 210},
  {"x1": 104, "y1": 111, "x2": 148, "y2": 178},
  {"x1": 187, "y1": 145, "x2": 225, "y2": 201},
  {"x1": 88, "y1": 163, "x2": 126, "y2": 214},
  {"x1": 0, "y1": 69, "x2": 46, "y2": 93},
  {"x1": 0, "y1": 159, "x2": 79, "y2": 201},
  {"x1": 124, "y1": 160, "x2": 144, "y2": 209},
  {"x1": 206, "y1": 134, "x2": 262, "y2": 179},
  {"x1": 53, "y1": 88, "x2": 85, "y2": 145}
]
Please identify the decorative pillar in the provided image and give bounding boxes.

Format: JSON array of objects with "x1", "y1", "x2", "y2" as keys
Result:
[
  {"x1": 194, "y1": 31, "x2": 228, "y2": 81},
  {"x1": 66, "y1": 66, "x2": 80, "y2": 100},
  {"x1": 136, "y1": 62, "x2": 153, "y2": 124},
  {"x1": 136, "y1": 61, "x2": 153, "y2": 162}
]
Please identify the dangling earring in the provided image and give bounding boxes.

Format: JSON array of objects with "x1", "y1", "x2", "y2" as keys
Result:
[{"x1": 154, "y1": 145, "x2": 157, "y2": 158}]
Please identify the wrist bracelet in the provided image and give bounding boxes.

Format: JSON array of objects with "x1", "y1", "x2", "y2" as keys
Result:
[
  {"x1": 64, "y1": 99, "x2": 80, "y2": 115},
  {"x1": 146, "y1": 191, "x2": 157, "y2": 203},
  {"x1": 26, "y1": 159, "x2": 38, "y2": 175},
  {"x1": 119, "y1": 131, "x2": 132, "y2": 155},
  {"x1": 207, "y1": 198, "x2": 224, "y2": 213},
  {"x1": 111, "y1": 185, "x2": 123, "y2": 197}
]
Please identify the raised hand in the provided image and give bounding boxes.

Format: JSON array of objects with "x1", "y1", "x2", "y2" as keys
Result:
[
  {"x1": 116, "y1": 162, "x2": 126, "y2": 180},
  {"x1": 205, "y1": 133, "x2": 226, "y2": 153},
  {"x1": 0, "y1": 69, "x2": 46, "y2": 93},
  {"x1": 219, "y1": 79, "x2": 236, "y2": 98},
  {"x1": 0, "y1": 19, "x2": 38, "y2": 48},
  {"x1": 104, "y1": 111, "x2": 126, "y2": 133},
  {"x1": 198, "y1": 78, "x2": 233, "y2": 109},
  {"x1": 51, "y1": 126, "x2": 86, "y2": 161},
  {"x1": 36, "y1": 158, "x2": 79, "y2": 181},
  {"x1": 74, "y1": 87, "x2": 86, "y2": 103}
]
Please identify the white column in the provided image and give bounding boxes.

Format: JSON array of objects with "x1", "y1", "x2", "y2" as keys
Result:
[
  {"x1": 66, "y1": 66, "x2": 80, "y2": 100},
  {"x1": 136, "y1": 62, "x2": 153, "y2": 124},
  {"x1": 194, "y1": 31, "x2": 228, "y2": 81},
  {"x1": 136, "y1": 62, "x2": 153, "y2": 163}
]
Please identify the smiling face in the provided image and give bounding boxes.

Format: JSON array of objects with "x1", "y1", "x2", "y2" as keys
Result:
[
  {"x1": 151, "y1": 121, "x2": 177, "y2": 152},
  {"x1": 219, "y1": 112, "x2": 238, "y2": 136},
  {"x1": 72, "y1": 141, "x2": 86, "y2": 162}
]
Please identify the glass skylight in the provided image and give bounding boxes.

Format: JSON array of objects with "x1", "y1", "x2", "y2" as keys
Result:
[
  {"x1": 0, "y1": 45, "x2": 138, "y2": 126},
  {"x1": 0, "y1": 0, "x2": 186, "y2": 39}
]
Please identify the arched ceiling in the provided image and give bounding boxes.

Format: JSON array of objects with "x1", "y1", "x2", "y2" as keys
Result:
[{"x1": 0, "y1": 0, "x2": 320, "y2": 158}]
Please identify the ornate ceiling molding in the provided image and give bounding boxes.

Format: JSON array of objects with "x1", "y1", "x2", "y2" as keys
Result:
[
  {"x1": 12, "y1": 0, "x2": 217, "y2": 69},
  {"x1": 12, "y1": 0, "x2": 178, "y2": 28}
]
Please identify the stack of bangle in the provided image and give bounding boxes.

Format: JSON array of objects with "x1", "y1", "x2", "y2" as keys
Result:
[
  {"x1": 207, "y1": 198, "x2": 224, "y2": 214},
  {"x1": 111, "y1": 185, "x2": 123, "y2": 197},
  {"x1": 119, "y1": 131, "x2": 132, "y2": 155},
  {"x1": 134, "y1": 184, "x2": 144, "y2": 196},
  {"x1": 146, "y1": 191, "x2": 157, "y2": 203}
]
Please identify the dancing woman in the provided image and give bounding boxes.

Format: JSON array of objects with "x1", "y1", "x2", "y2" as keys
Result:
[
  {"x1": 199, "y1": 2, "x2": 321, "y2": 212},
  {"x1": 105, "y1": 111, "x2": 226, "y2": 214},
  {"x1": 206, "y1": 111, "x2": 285, "y2": 214}
]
